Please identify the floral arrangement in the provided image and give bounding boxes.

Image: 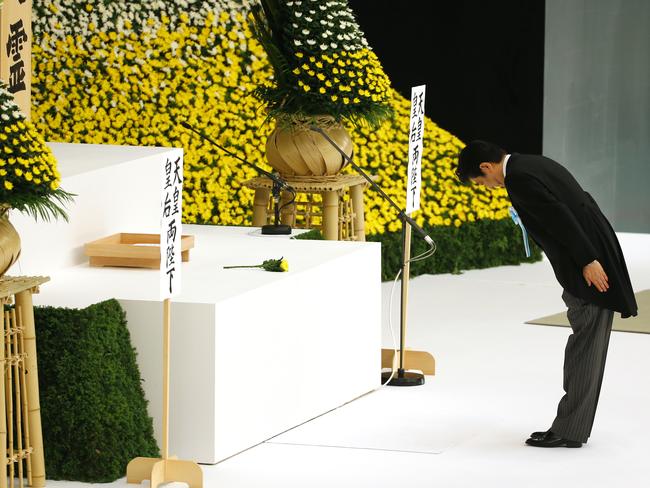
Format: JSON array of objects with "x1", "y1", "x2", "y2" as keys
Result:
[
  {"x1": 224, "y1": 257, "x2": 289, "y2": 272},
  {"x1": 251, "y1": 0, "x2": 393, "y2": 127},
  {"x1": 0, "y1": 81, "x2": 72, "y2": 220},
  {"x1": 30, "y1": 0, "x2": 522, "y2": 272}
]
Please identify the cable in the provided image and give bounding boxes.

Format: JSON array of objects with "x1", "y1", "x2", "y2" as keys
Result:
[
  {"x1": 381, "y1": 236, "x2": 437, "y2": 387},
  {"x1": 381, "y1": 268, "x2": 402, "y2": 387}
]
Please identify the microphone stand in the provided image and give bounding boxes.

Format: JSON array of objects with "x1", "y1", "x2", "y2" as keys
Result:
[
  {"x1": 181, "y1": 121, "x2": 294, "y2": 235},
  {"x1": 311, "y1": 126, "x2": 434, "y2": 386}
]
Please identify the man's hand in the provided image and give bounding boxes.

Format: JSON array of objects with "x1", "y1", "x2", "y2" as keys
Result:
[{"x1": 583, "y1": 260, "x2": 609, "y2": 292}]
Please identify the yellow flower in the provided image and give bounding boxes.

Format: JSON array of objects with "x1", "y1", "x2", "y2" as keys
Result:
[
  {"x1": 280, "y1": 259, "x2": 289, "y2": 272},
  {"x1": 4, "y1": 181, "x2": 13, "y2": 190}
]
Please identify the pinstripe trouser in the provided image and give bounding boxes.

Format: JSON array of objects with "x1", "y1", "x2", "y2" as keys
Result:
[{"x1": 550, "y1": 289, "x2": 614, "y2": 443}]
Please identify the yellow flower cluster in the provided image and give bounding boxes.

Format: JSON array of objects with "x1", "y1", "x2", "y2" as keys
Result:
[
  {"x1": 31, "y1": 1, "x2": 511, "y2": 233},
  {"x1": 0, "y1": 83, "x2": 61, "y2": 198},
  {"x1": 293, "y1": 49, "x2": 390, "y2": 107}
]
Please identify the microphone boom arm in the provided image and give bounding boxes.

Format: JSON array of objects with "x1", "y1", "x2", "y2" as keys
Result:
[{"x1": 310, "y1": 126, "x2": 433, "y2": 245}]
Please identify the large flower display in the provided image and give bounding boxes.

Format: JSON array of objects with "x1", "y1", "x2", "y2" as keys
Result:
[
  {"x1": 251, "y1": 0, "x2": 392, "y2": 126},
  {"x1": 31, "y1": 0, "x2": 538, "y2": 277}
]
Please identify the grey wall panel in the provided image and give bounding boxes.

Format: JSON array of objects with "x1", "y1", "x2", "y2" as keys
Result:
[{"x1": 544, "y1": 0, "x2": 650, "y2": 232}]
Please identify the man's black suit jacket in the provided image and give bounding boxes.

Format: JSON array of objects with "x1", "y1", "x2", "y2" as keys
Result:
[{"x1": 505, "y1": 153, "x2": 638, "y2": 318}]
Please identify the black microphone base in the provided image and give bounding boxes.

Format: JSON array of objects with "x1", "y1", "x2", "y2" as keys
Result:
[
  {"x1": 381, "y1": 368, "x2": 425, "y2": 387},
  {"x1": 261, "y1": 224, "x2": 292, "y2": 235}
]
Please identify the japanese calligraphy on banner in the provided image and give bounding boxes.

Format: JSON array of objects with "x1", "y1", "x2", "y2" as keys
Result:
[
  {"x1": 406, "y1": 85, "x2": 426, "y2": 216},
  {"x1": 0, "y1": 0, "x2": 31, "y2": 119},
  {"x1": 160, "y1": 149, "x2": 184, "y2": 300}
]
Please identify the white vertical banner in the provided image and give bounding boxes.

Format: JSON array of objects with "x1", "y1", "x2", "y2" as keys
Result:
[
  {"x1": 406, "y1": 85, "x2": 426, "y2": 216},
  {"x1": 160, "y1": 149, "x2": 184, "y2": 300}
]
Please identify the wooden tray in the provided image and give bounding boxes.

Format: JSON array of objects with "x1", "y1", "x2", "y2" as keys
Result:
[{"x1": 84, "y1": 233, "x2": 195, "y2": 269}]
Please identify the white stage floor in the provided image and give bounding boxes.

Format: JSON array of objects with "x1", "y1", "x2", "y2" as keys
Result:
[{"x1": 47, "y1": 233, "x2": 650, "y2": 488}]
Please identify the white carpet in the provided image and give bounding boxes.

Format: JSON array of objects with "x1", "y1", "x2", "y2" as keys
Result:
[{"x1": 45, "y1": 233, "x2": 650, "y2": 488}]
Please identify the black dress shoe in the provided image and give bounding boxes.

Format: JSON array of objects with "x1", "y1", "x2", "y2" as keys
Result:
[
  {"x1": 530, "y1": 429, "x2": 551, "y2": 440},
  {"x1": 525, "y1": 430, "x2": 582, "y2": 448}
]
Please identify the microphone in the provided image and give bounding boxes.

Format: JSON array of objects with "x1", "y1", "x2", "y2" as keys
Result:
[
  {"x1": 182, "y1": 121, "x2": 295, "y2": 235},
  {"x1": 309, "y1": 126, "x2": 434, "y2": 246},
  {"x1": 180, "y1": 121, "x2": 293, "y2": 192}
]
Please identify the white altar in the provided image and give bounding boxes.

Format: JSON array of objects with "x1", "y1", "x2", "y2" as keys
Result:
[{"x1": 10, "y1": 143, "x2": 381, "y2": 464}]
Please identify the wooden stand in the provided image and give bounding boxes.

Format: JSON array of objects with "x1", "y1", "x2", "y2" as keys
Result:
[
  {"x1": 0, "y1": 276, "x2": 49, "y2": 488},
  {"x1": 126, "y1": 299, "x2": 202, "y2": 488},
  {"x1": 244, "y1": 174, "x2": 370, "y2": 241}
]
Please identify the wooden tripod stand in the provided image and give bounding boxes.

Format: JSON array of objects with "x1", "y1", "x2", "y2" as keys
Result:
[{"x1": 126, "y1": 299, "x2": 202, "y2": 487}]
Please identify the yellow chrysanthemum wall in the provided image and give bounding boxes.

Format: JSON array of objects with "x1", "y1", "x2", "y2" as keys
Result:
[{"x1": 31, "y1": 0, "x2": 511, "y2": 235}]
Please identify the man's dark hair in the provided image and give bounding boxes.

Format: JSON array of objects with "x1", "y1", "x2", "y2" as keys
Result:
[{"x1": 455, "y1": 140, "x2": 506, "y2": 183}]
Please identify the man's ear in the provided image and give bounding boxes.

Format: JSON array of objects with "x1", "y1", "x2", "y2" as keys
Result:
[{"x1": 478, "y1": 162, "x2": 491, "y2": 175}]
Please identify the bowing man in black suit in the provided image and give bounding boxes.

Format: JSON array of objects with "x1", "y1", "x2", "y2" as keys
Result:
[{"x1": 455, "y1": 140, "x2": 638, "y2": 448}]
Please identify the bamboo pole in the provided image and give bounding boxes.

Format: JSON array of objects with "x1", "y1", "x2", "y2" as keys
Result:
[
  {"x1": 399, "y1": 224, "x2": 412, "y2": 370},
  {"x1": 17, "y1": 306, "x2": 32, "y2": 487},
  {"x1": 6, "y1": 311, "x2": 15, "y2": 488},
  {"x1": 322, "y1": 191, "x2": 339, "y2": 240},
  {"x1": 11, "y1": 309, "x2": 24, "y2": 488},
  {"x1": 349, "y1": 183, "x2": 366, "y2": 242},
  {"x1": 162, "y1": 298, "x2": 171, "y2": 461},
  {"x1": 15, "y1": 290, "x2": 45, "y2": 487},
  {"x1": 252, "y1": 188, "x2": 271, "y2": 227},
  {"x1": 0, "y1": 308, "x2": 7, "y2": 488}
]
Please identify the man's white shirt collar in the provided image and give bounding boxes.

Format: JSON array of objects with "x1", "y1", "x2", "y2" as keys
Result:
[{"x1": 503, "y1": 154, "x2": 511, "y2": 178}]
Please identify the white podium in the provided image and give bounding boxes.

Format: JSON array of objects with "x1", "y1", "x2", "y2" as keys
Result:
[{"x1": 11, "y1": 143, "x2": 382, "y2": 464}]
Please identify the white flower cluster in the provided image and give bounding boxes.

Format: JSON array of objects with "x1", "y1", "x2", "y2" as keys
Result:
[
  {"x1": 284, "y1": 0, "x2": 370, "y2": 52},
  {"x1": 33, "y1": 0, "x2": 254, "y2": 54},
  {"x1": 0, "y1": 89, "x2": 25, "y2": 123}
]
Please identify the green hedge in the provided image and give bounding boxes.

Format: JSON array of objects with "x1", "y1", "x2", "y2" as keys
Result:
[
  {"x1": 34, "y1": 299, "x2": 159, "y2": 482},
  {"x1": 297, "y1": 219, "x2": 542, "y2": 280},
  {"x1": 369, "y1": 218, "x2": 542, "y2": 280}
]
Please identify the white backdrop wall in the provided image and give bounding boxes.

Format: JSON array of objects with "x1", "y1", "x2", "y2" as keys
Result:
[{"x1": 544, "y1": 0, "x2": 650, "y2": 233}]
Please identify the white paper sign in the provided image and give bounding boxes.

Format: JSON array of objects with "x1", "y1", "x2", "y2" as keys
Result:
[
  {"x1": 160, "y1": 149, "x2": 184, "y2": 300},
  {"x1": 406, "y1": 85, "x2": 426, "y2": 215}
]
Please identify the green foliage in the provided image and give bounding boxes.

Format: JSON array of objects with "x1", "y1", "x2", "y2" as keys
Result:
[
  {"x1": 34, "y1": 299, "x2": 159, "y2": 482},
  {"x1": 292, "y1": 228, "x2": 324, "y2": 240},
  {"x1": 293, "y1": 220, "x2": 542, "y2": 280},
  {"x1": 369, "y1": 219, "x2": 542, "y2": 280}
]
